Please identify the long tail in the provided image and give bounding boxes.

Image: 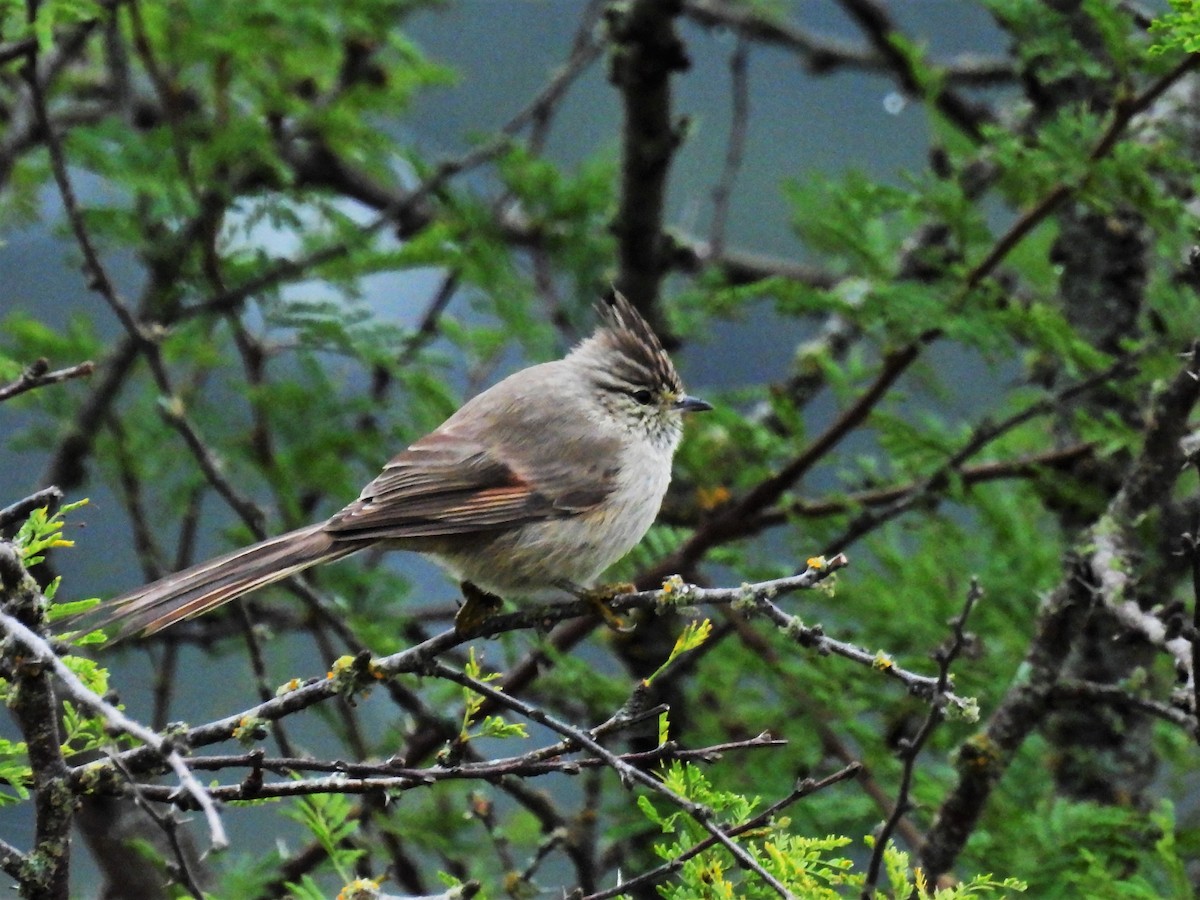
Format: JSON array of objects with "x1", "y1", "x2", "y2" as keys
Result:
[{"x1": 97, "y1": 523, "x2": 354, "y2": 639}]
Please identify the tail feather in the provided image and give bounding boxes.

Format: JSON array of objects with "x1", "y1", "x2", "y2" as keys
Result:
[{"x1": 98, "y1": 524, "x2": 353, "y2": 638}]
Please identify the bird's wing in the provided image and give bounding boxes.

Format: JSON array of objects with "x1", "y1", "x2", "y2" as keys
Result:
[{"x1": 324, "y1": 426, "x2": 619, "y2": 540}]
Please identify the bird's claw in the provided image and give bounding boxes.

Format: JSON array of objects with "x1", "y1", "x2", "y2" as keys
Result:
[{"x1": 455, "y1": 581, "x2": 504, "y2": 633}]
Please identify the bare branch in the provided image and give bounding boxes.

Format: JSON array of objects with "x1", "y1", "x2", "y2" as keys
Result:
[
  {"x1": 0, "y1": 487, "x2": 63, "y2": 532},
  {"x1": 747, "y1": 559, "x2": 973, "y2": 713},
  {"x1": 130, "y1": 735, "x2": 786, "y2": 803},
  {"x1": 0, "y1": 358, "x2": 95, "y2": 403},
  {"x1": 835, "y1": 0, "x2": 990, "y2": 140},
  {"x1": 737, "y1": 443, "x2": 1094, "y2": 528},
  {"x1": 683, "y1": 0, "x2": 1014, "y2": 86},
  {"x1": 1050, "y1": 679, "x2": 1196, "y2": 732},
  {"x1": 104, "y1": 752, "x2": 208, "y2": 899}
]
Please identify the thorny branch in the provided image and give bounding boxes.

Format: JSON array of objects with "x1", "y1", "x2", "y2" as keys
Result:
[{"x1": 748, "y1": 564, "x2": 974, "y2": 714}]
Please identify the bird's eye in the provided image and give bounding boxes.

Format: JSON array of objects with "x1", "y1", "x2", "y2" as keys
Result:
[{"x1": 630, "y1": 389, "x2": 654, "y2": 405}]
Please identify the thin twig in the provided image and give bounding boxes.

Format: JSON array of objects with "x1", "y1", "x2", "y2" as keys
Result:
[
  {"x1": 1050, "y1": 679, "x2": 1196, "y2": 732},
  {"x1": 147, "y1": 735, "x2": 784, "y2": 804},
  {"x1": 747, "y1": 443, "x2": 1093, "y2": 526},
  {"x1": 577, "y1": 763, "x2": 863, "y2": 900},
  {"x1": 149, "y1": 639, "x2": 179, "y2": 732},
  {"x1": 825, "y1": 352, "x2": 1140, "y2": 554},
  {"x1": 709, "y1": 33, "x2": 749, "y2": 257},
  {"x1": 682, "y1": 0, "x2": 1014, "y2": 86},
  {"x1": 749, "y1": 567, "x2": 973, "y2": 712},
  {"x1": 836, "y1": 0, "x2": 989, "y2": 140},
  {"x1": 184, "y1": 733, "x2": 780, "y2": 777},
  {"x1": 234, "y1": 599, "x2": 296, "y2": 758},
  {"x1": 427, "y1": 659, "x2": 798, "y2": 900},
  {"x1": 500, "y1": 0, "x2": 605, "y2": 143},
  {"x1": 0, "y1": 359, "x2": 95, "y2": 402},
  {"x1": 861, "y1": 579, "x2": 982, "y2": 898},
  {"x1": 702, "y1": 613, "x2": 925, "y2": 850},
  {"x1": 105, "y1": 414, "x2": 168, "y2": 577},
  {"x1": 105, "y1": 752, "x2": 208, "y2": 899}
]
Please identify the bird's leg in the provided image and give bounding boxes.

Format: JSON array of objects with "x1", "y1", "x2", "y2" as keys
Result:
[
  {"x1": 455, "y1": 581, "x2": 504, "y2": 633},
  {"x1": 559, "y1": 580, "x2": 637, "y2": 632}
]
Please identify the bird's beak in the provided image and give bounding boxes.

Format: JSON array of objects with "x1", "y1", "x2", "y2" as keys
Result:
[{"x1": 673, "y1": 394, "x2": 713, "y2": 413}]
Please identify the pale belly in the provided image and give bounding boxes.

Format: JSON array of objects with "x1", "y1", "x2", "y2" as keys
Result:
[{"x1": 428, "y1": 453, "x2": 672, "y2": 598}]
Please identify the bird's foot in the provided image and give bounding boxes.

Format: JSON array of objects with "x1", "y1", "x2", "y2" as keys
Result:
[
  {"x1": 569, "y1": 581, "x2": 637, "y2": 632},
  {"x1": 455, "y1": 581, "x2": 504, "y2": 633}
]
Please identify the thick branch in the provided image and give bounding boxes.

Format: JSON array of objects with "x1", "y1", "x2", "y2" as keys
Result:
[
  {"x1": 0, "y1": 545, "x2": 71, "y2": 899},
  {"x1": 608, "y1": 0, "x2": 689, "y2": 312}
]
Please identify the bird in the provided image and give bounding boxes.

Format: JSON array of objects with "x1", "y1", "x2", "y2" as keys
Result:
[{"x1": 99, "y1": 290, "x2": 711, "y2": 638}]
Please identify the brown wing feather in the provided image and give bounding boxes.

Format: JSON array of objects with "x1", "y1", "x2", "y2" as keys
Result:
[{"x1": 325, "y1": 428, "x2": 613, "y2": 541}]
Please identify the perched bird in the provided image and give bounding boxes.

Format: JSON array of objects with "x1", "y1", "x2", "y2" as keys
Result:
[{"x1": 100, "y1": 291, "x2": 710, "y2": 637}]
